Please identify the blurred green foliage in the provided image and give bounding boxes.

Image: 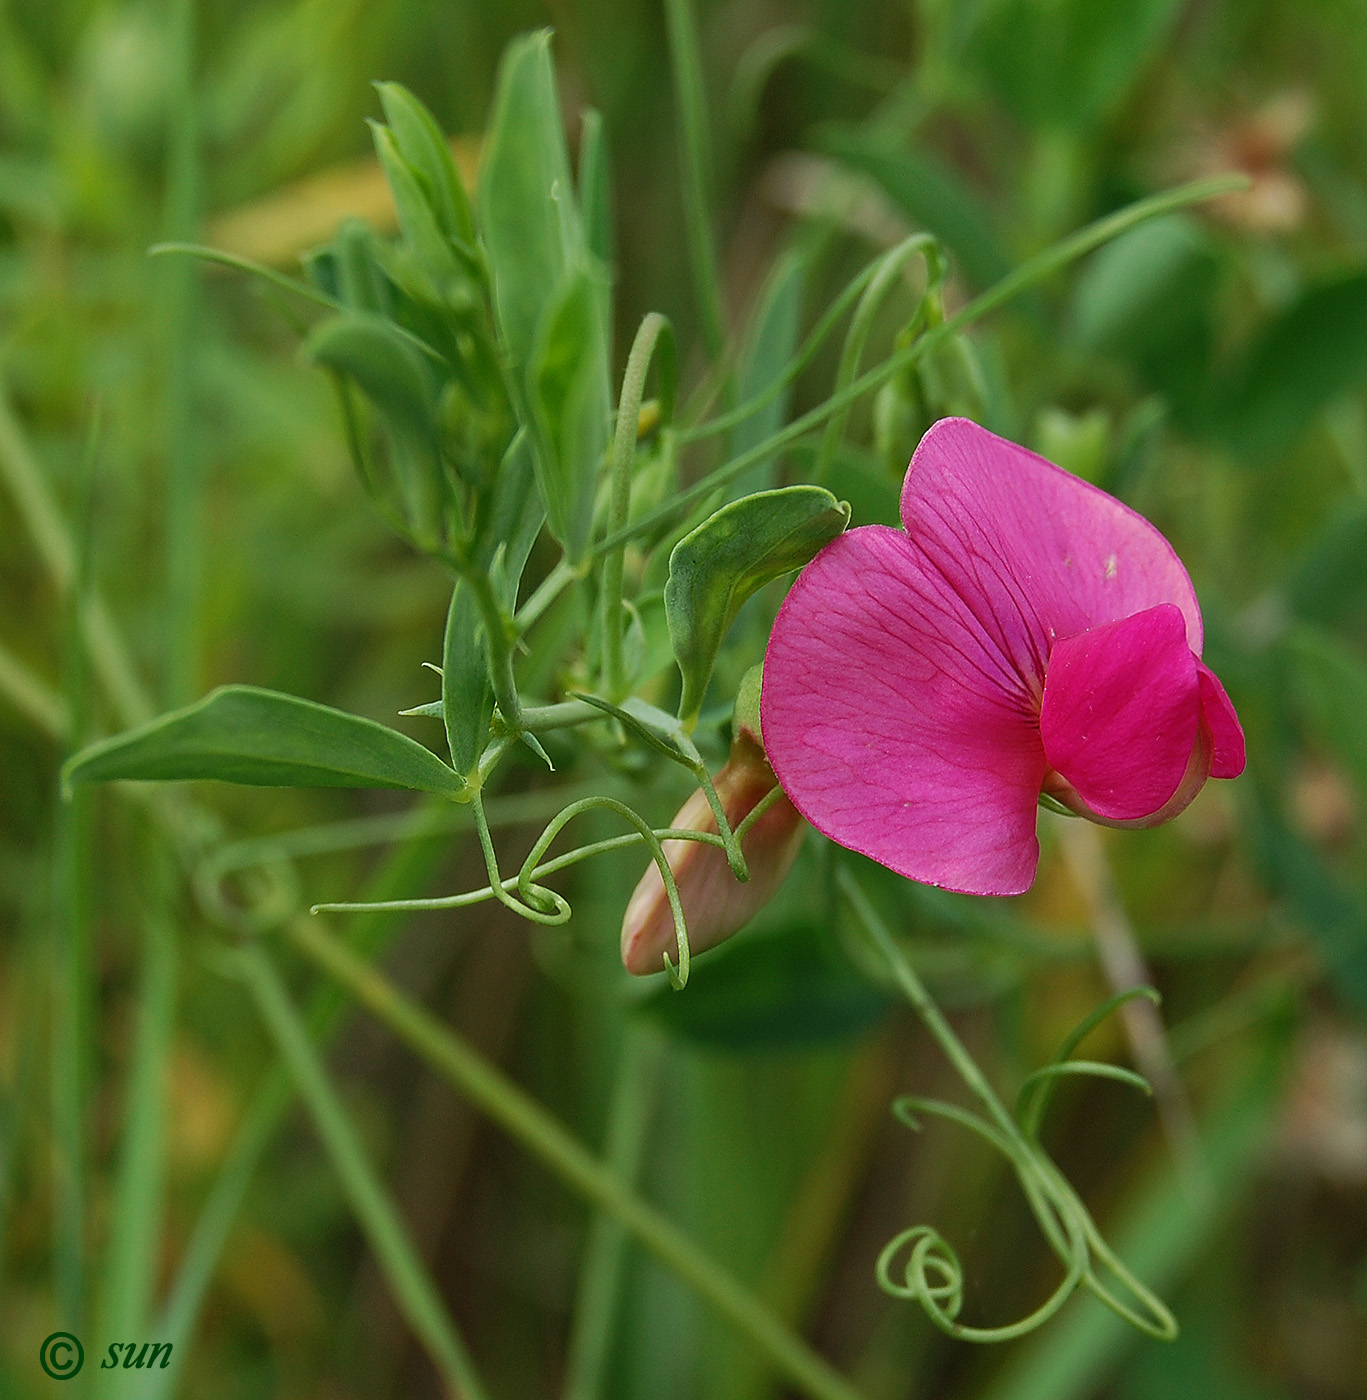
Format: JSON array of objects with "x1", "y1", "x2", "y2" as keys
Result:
[{"x1": 3, "y1": 1, "x2": 1367, "y2": 1398}]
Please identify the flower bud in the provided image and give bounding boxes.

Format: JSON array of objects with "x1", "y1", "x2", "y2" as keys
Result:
[{"x1": 620, "y1": 725, "x2": 805, "y2": 976}]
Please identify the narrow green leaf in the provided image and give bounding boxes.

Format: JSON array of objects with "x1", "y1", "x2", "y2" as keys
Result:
[
  {"x1": 666, "y1": 486, "x2": 850, "y2": 722},
  {"x1": 530, "y1": 269, "x2": 611, "y2": 563},
  {"x1": 62, "y1": 685, "x2": 465, "y2": 797},
  {"x1": 442, "y1": 583, "x2": 493, "y2": 781},
  {"x1": 578, "y1": 107, "x2": 614, "y2": 270},
  {"x1": 371, "y1": 122, "x2": 465, "y2": 301},
  {"x1": 568, "y1": 691, "x2": 702, "y2": 767},
  {"x1": 475, "y1": 431, "x2": 545, "y2": 609},
  {"x1": 307, "y1": 313, "x2": 444, "y2": 539},
  {"x1": 375, "y1": 81, "x2": 475, "y2": 246},
  {"x1": 307, "y1": 312, "x2": 436, "y2": 430},
  {"x1": 816, "y1": 129, "x2": 1010, "y2": 290},
  {"x1": 1069, "y1": 215, "x2": 1217, "y2": 356},
  {"x1": 729, "y1": 246, "x2": 807, "y2": 496},
  {"x1": 477, "y1": 29, "x2": 583, "y2": 370},
  {"x1": 238, "y1": 947, "x2": 491, "y2": 1400}
]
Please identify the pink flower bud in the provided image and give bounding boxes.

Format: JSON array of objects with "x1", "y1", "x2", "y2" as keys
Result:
[{"x1": 620, "y1": 733, "x2": 805, "y2": 976}]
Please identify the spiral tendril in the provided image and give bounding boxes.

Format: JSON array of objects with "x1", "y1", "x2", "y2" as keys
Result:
[{"x1": 840, "y1": 865, "x2": 1178, "y2": 1344}]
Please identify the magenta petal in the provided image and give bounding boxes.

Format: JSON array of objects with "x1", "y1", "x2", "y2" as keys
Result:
[
  {"x1": 1197, "y1": 662, "x2": 1246, "y2": 779},
  {"x1": 762, "y1": 526, "x2": 1047, "y2": 897},
  {"x1": 1040, "y1": 604, "x2": 1200, "y2": 821},
  {"x1": 902, "y1": 419, "x2": 1204, "y2": 686}
]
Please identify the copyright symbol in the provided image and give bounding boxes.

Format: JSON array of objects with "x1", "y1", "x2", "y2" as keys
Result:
[{"x1": 39, "y1": 1333, "x2": 83, "y2": 1380}]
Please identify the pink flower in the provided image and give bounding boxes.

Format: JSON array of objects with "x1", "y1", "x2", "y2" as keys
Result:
[
  {"x1": 621, "y1": 730, "x2": 805, "y2": 975},
  {"x1": 760, "y1": 417, "x2": 1245, "y2": 897}
]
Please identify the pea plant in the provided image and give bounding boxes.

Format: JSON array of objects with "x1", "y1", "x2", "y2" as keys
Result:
[{"x1": 58, "y1": 22, "x2": 1247, "y2": 1400}]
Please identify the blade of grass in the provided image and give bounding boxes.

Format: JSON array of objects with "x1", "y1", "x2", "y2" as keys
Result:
[
  {"x1": 50, "y1": 411, "x2": 101, "y2": 1335},
  {"x1": 665, "y1": 0, "x2": 727, "y2": 363},
  {"x1": 0, "y1": 382, "x2": 154, "y2": 727},
  {"x1": 0, "y1": 638, "x2": 64, "y2": 741},
  {"x1": 562, "y1": 1022, "x2": 663, "y2": 1400},
  {"x1": 234, "y1": 943, "x2": 491, "y2": 1400},
  {"x1": 160, "y1": 0, "x2": 203, "y2": 707},
  {"x1": 284, "y1": 913, "x2": 870, "y2": 1400},
  {"x1": 95, "y1": 896, "x2": 177, "y2": 1399}
]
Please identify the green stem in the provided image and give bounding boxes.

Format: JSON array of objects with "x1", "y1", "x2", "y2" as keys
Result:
[
  {"x1": 665, "y1": 0, "x2": 728, "y2": 363},
  {"x1": 283, "y1": 915, "x2": 869, "y2": 1400},
  {"x1": 0, "y1": 639, "x2": 66, "y2": 738},
  {"x1": 594, "y1": 173, "x2": 1249, "y2": 557},
  {"x1": 601, "y1": 313, "x2": 672, "y2": 700},
  {"x1": 514, "y1": 794, "x2": 693, "y2": 985},
  {"x1": 236, "y1": 945, "x2": 491, "y2": 1400},
  {"x1": 470, "y1": 788, "x2": 568, "y2": 923},
  {"x1": 313, "y1": 827, "x2": 726, "y2": 917},
  {"x1": 838, "y1": 868, "x2": 1018, "y2": 1141},
  {"x1": 146, "y1": 825, "x2": 460, "y2": 1400},
  {"x1": 0, "y1": 382, "x2": 153, "y2": 726},
  {"x1": 516, "y1": 557, "x2": 579, "y2": 633},
  {"x1": 840, "y1": 867, "x2": 1177, "y2": 1342}
]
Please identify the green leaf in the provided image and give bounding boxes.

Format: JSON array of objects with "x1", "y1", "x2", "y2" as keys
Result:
[
  {"x1": 1069, "y1": 215, "x2": 1216, "y2": 356},
  {"x1": 529, "y1": 268, "x2": 611, "y2": 564},
  {"x1": 442, "y1": 583, "x2": 493, "y2": 781},
  {"x1": 964, "y1": 0, "x2": 1183, "y2": 131},
  {"x1": 577, "y1": 106, "x2": 613, "y2": 271},
  {"x1": 62, "y1": 686, "x2": 465, "y2": 797},
  {"x1": 1216, "y1": 270, "x2": 1367, "y2": 459},
  {"x1": 371, "y1": 121, "x2": 466, "y2": 302},
  {"x1": 375, "y1": 81, "x2": 475, "y2": 247},
  {"x1": 666, "y1": 486, "x2": 850, "y2": 723},
  {"x1": 1069, "y1": 215, "x2": 1220, "y2": 428},
  {"x1": 307, "y1": 313, "x2": 437, "y2": 432},
  {"x1": 307, "y1": 313, "x2": 444, "y2": 540},
  {"x1": 816, "y1": 129, "x2": 1010, "y2": 290},
  {"x1": 477, "y1": 29, "x2": 583, "y2": 371}
]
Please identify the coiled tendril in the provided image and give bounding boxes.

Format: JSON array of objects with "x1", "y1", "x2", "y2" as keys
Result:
[{"x1": 840, "y1": 866, "x2": 1179, "y2": 1344}]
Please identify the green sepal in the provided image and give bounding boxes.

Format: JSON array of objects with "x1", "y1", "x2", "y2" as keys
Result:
[
  {"x1": 666, "y1": 486, "x2": 850, "y2": 724},
  {"x1": 61, "y1": 686, "x2": 465, "y2": 797}
]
